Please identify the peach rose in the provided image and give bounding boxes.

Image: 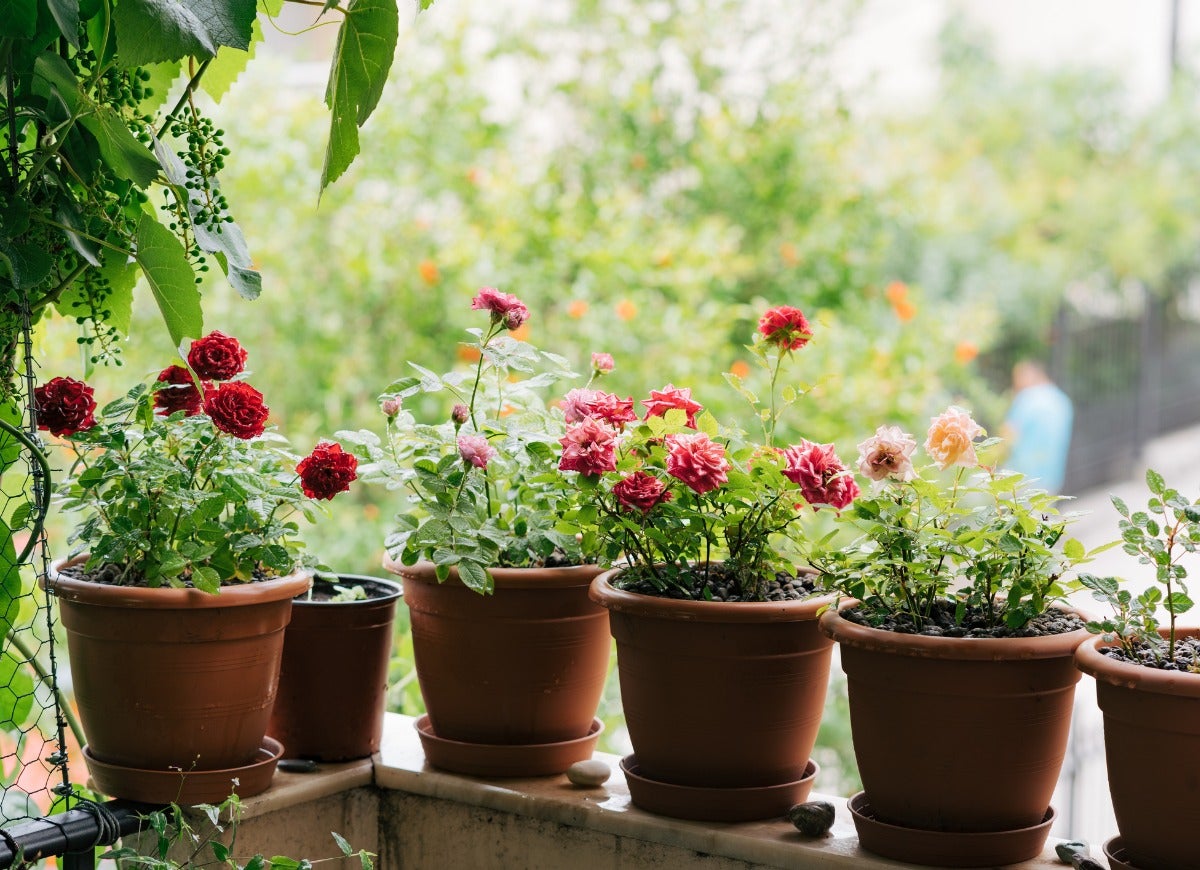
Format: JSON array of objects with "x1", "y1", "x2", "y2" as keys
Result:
[
  {"x1": 856, "y1": 425, "x2": 917, "y2": 482},
  {"x1": 924, "y1": 407, "x2": 984, "y2": 470}
]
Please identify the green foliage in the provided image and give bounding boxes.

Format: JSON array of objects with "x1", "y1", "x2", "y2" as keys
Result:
[
  {"x1": 1076, "y1": 469, "x2": 1200, "y2": 663},
  {"x1": 813, "y1": 418, "x2": 1101, "y2": 631},
  {"x1": 339, "y1": 294, "x2": 579, "y2": 593},
  {"x1": 101, "y1": 793, "x2": 375, "y2": 868}
]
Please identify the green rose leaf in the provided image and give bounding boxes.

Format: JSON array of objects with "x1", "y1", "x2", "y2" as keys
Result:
[
  {"x1": 456, "y1": 559, "x2": 492, "y2": 595},
  {"x1": 321, "y1": 0, "x2": 400, "y2": 191},
  {"x1": 134, "y1": 212, "x2": 203, "y2": 347}
]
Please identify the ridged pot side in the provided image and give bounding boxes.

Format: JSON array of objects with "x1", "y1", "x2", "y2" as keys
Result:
[
  {"x1": 268, "y1": 575, "x2": 403, "y2": 761},
  {"x1": 590, "y1": 568, "x2": 835, "y2": 789},
  {"x1": 384, "y1": 557, "x2": 609, "y2": 745},
  {"x1": 46, "y1": 561, "x2": 311, "y2": 771},
  {"x1": 1075, "y1": 630, "x2": 1200, "y2": 870},
  {"x1": 820, "y1": 607, "x2": 1089, "y2": 833}
]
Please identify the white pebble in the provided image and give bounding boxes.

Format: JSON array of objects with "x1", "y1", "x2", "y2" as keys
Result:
[{"x1": 565, "y1": 759, "x2": 611, "y2": 787}]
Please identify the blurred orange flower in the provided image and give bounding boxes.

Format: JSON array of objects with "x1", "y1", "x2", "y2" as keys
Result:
[
  {"x1": 466, "y1": 167, "x2": 482, "y2": 185},
  {"x1": 418, "y1": 259, "x2": 440, "y2": 285},
  {"x1": 500, "y1": 404, "x2": 516, "y2": 418},
  {"x1": 892, "y1": 298, "x2": 917, "y2": 322},
  {"x1": 954, "y1": 341, "x2": 979, "y2": 364},
  {"x1": 885, "y1": 281, "x2": 909, "y2": 304},
  {"x1": 458, "y1": 345, "x2": 482, "y2": 363},
  {"x1": 653, "y1": 250, "x2": 673, "y2": 268},
  {"x1": 510, "y1": 323, "x2": 530, "y2": 342},
  {"x1": 568, "y1": 299, "x2": 589, "y2": 319},
  {"x1": 363, "y1": 503, "x2": 380, "y2": 520},
  {"x1": 779, "y1": 242, "x2": 799, "y2": 266},
  {"x1": 729, "y1": 360, "x2": 751, "y2": 379},
  {"x1": 616, "y1": 299, "x2": 638, "y2": 321},
  {"x1": 630, "y1": 153, "x2": 648, "y2": 170}
]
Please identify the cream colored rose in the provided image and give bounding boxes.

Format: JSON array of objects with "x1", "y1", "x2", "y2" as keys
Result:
[
  {"x1": 924, "y1": 407, "x2": 984, "y2": 469},
  {"x1": 857, "y1": 425, "x2": 917, "y2": 481}
]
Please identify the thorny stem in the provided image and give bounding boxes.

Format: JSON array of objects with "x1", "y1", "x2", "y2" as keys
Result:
[{"x1": 766, "y1": 351, "x2": 785, "y2": 447}]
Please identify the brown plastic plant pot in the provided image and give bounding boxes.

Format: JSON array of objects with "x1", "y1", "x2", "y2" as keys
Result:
[
  {"x1": 1075, "y1": 629, "x2": 1200, "y2": 870},
  {"x1": 268, "y1": 574, "x2": 403, "y2": 762},
  {"x1": 384, "y1": 557, "x2": 610, "y2": 747},
  {"x1": 820, "y1": 604, "x2": 1088, "y2": 835},
  {"x1": 590, "y1": 568, "x2": 835, "y2": 792},
  {"x1": 45, "y1": 558, "x2": 311, "y2": 774}
]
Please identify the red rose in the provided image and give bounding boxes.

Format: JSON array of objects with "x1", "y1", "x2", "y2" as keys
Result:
[
  {"x1": 187, "y1": 331, "x2": 248, "y2": 381},
  {"x1": 204, "y1": 381, "x2": 269, "y2": 439},
  {"x1": 758, "y1": 306, "x2": 812, "y2": 351},
  {"x1": 665, "y1": 433, "x2": 729, "y2": 494},
  {"x1": 297, "y1": 441, "x2": 358, "y2": 500},
  {"x1": 782, "y1": 440, "x2": 859, "y2": 510},
  {"x1": 613, "y1": 471, "x2": 673, "y2": 513},
  {"x1": 471, "y1": 287, "x2": 530, "y2": 331},
  {"x1": 642, "y1": 384, "x2": 703, "y2": 429},
  {"x1": 34, "y1": 377, "x2": 96, "y2": 437},
  {"x1": 154, "y1": 365, "x2": 207, "y2": 417},
  {"x1": 558, "y1": 417, "x2": 619, "y2": 476},
  {"x1": 581, "y1": 391, "x2": 638, "y2": 429}
]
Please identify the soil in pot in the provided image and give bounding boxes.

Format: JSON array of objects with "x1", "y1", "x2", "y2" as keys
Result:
[
  {"x1": 821, "y1": 604, "x2": 1087, "y2": 838},
  {"x1": 268, "y1": 574, "x2": 402, "y2": 762},
  {"x1": 591, "y1": 565, "x2": 834, "y2": 815}
]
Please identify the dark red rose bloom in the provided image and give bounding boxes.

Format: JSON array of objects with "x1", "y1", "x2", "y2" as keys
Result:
[
  {"x1": 154, "y1": 365, "x2": 207, "y2": 417},
  {"x1": 204, "y1": 381, "x2": 269, "y2": 440},
  {"x1": 34, "y1": 377, "x2": 96, "y2": 437},
  {"x1": 297, "y1": 441, "x2": 358, "y2": 500},
  {"x1": 187, "y1": 331, "x2": 248, "y2": 381},
  {"x1": 757, "y1": 306, "x2": 812, "y2": 351},
  {"x1": 613, "y1": 471, "x2": 673, "y2": 513}
]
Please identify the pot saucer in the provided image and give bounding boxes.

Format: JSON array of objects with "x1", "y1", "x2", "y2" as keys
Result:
[
  {"x1": 848, "y1": 792, "x2": 1055, "y2": 868},
  {"x1": 620, "y1": 755, "x2": 818, "y2": 822},
  {"x1": 415, "y1": 715, "x2": 603, "y2": 777},
  {"x1": 83, "y1": 737, "x2": 284, "y2": 805},
  {"x1": 1104, "y1": 837, "x2": 1147, "y2": 870}
]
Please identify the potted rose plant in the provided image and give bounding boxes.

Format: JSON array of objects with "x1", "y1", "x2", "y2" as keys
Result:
[
  {"x1": 812, "y1": 413, "x2": 1105, "y2": 867},
  {"x1": 41, "y1": 332, "x2": 356, "y2": 804},
  {"x1": 1073, "y1": 470, "x2": 1200, "y2": 870},
  {"x1": 338, "y1": 289, "x2": 611, "y2": 776},
  {"x1": 580, "y1": 306, "x2": 852, "y2": 822}
]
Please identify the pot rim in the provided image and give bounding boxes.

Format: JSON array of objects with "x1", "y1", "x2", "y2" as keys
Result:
[
  {"x1": 297, "y1": 574, "x2": 403, "y2": 605},
  {"x1": 1074, "y1": 628, "x2": 1200, "y2": 698},
  {"x1": 588, "y1": 566, "x2": 835, "y2": 623},
  {"x1": 819, "y1": 601, "x2": 1092, "y2": 661},
  {"x1": 382, "y1": 555, "x2": 603, "y2": 590},
  {"x1": 44, "y1": 555, "x2": 313, "y2": 609}
]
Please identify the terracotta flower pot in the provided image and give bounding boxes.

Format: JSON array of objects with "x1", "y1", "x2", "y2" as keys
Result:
[
  {"x1": 268, "y1": 574, "x2": 403, "y2": 762},
  {"x1": 45, "y1": 558, "x2": 310, "y2": 777},
  {"x1": 590, "y1": 568, "x2": 835, "y2": 806},
  {"x1": 383, "y1": 557, "x2": 609, "y2": 747},
  {"x1": 1075, "y1": 629, "x2": 1200, "y2": 870},
  {"x1": 819, "y1": 606, "x2": 1088, "y2": 840}
]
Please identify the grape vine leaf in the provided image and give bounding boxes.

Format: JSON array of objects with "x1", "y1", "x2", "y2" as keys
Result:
[
  {"x1": 135, "y1": 213, "x2": 203, "y2": 346},
  {"x1": 47, "y1": 0, "x2": 81, "y2": 47},
  {"x1": 113, "y1": 0, "x2": 257, "y2": 67},
  {"x1": 321, "y1": 0, "x2": 399, "y2": 191},
  {"x1": 0, "y1": 0, "x2": 37, "y2": 40}
]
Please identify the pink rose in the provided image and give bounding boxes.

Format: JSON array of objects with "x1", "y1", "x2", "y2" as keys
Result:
[
  {"x1": 642, "y1": 384, "x2": 703, "y2": 429},
  {"x1": 924, "y1": 407, "x2": 984, "y2": 470},
  {"x1": 561, "y1": 388, "x2": 600, "y2": 423},
  {"x1": 856, "y1": 425, "x2": 917, "y2": 482},
  {"x1": 613, "y1": 471, "x2": 673, "y2": 513},
  {"x1": 458, "y1": 434, "x2": 497, "y2": 469},
  {"x1": 471, "y1": 286, "x2": 529, "y2": 331},
  {"x1": 757, "y1": 306, "x2": 812, "y2": 351},
  {"x1": 591, "y1": 352, "x2": 615, "y2": 374},
  {"x1": 451, "y1": 403, "x2": 470, "y2": 426},
  {"x1": 665, "y1": 433, "x2": 729, "y2": 494},
  {"x1": 381, "y1": 397, "x2": 403, "y2": 418},
  {"x1": 783, "y1": 440, "x2": 860, "y2": 510},
  {"x1": 558, "y1": 417, "x2": 619, "y2": 476}
]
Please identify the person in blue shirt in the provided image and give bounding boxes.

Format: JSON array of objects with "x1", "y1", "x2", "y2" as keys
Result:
[{"x1": 1002, "y1": 360, "x2": 1074, "y2": 494}]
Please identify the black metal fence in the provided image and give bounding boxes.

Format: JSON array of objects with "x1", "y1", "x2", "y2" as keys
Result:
[{"x1": 981, "y1": 283, "x2": 1200, "y2": 494}]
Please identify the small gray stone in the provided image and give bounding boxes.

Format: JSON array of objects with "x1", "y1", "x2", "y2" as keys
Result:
[
  {"x1": 566, "y1": 759, "x2": 611, "y2": 787},
  {"x1": 787, "y1": 801, "x2": 835, "y2": 837},
  {"x1": 1055, "y1": 841, "x2": 1088, "y2": 863}
]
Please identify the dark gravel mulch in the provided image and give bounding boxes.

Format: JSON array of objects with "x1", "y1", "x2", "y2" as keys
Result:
[
  {"x1": 1103, "y1": 636, "x2": 1200, "y2": 672},
  {"x1": 614, "y1": 563, "x2": 821, "y2": 603},
  {"x1": 842, "y1": 599, "x2": 1087, "y2": 638}
]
